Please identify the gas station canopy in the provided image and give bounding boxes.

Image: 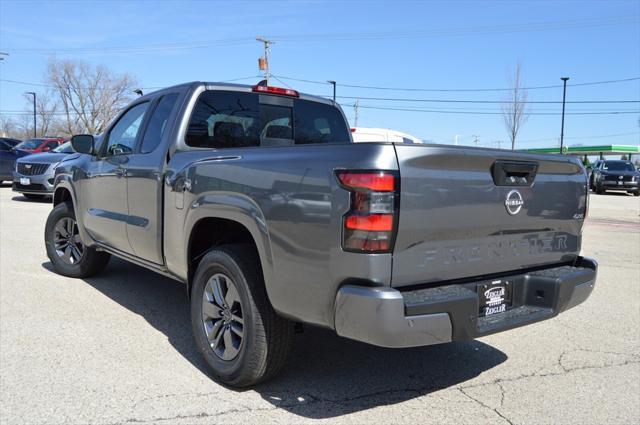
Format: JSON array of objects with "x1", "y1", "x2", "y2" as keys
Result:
[{"x1": 524, "y1": 144, "x2": 640, "y2": 156}]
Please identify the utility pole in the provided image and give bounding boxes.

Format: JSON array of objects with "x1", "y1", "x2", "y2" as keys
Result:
[
  {"x1": 327, "y1": 80, "x2": 336, "y2": 102},
  {"x1": 472, "y1": 134, "x2": 480, "y2": 147},
  {"x1": 560, "y1": 77, "x2": 569, "y2": 154},
  {"x1": 354, "y1": 99, "x2": 360, "y2": 127},
  {"x1": 26, "y1": 91, "x2": 36, "y2": 138},
  {"x1": 454, "y1": 134, "x2": 459, "y2": 146},
  {"x1": 256, "y1": 37, "x2": 275, "y2": 86}
]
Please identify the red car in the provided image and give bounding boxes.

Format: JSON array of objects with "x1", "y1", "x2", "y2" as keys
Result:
[{"x1": 14, "y1": 137, "x2": 66, "y2": 153}]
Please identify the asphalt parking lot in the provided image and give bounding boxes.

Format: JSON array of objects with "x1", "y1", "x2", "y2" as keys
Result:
[{"x1": 1, "y1": 184, "x2": 638, "y2": 425}]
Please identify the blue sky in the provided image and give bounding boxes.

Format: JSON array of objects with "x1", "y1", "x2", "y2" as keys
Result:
[{"x1": 1, "y1": 0, "x2": 639, "y2": 148}]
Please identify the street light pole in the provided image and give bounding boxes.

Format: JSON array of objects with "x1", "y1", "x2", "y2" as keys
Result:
[
  {"x1": 26, "y1": 91, "x2": 36, "y2": 138},
  {"x1": 559, "y1": 77, "x2": 569, "y2": 154},
  {"x1": 327, "y1": 80, "x2": 336, "y2": 102}
]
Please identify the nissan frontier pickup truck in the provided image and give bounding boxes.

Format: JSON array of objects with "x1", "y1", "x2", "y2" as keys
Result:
[{"x1": 44, "y1": 82, "x2": 597, "y2": 387}]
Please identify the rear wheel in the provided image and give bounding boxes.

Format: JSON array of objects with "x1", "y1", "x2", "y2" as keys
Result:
[
  {"x1": 44, "y1": 202, "x2": 110, "y2": 278},
  {"x1": 191, "y1": 244, "x2": 293, "y2": 387}
]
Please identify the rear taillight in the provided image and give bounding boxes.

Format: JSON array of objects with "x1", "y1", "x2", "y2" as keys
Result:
[{"x1": 336, "y1": 170, "x2": 399, "y2": 253}]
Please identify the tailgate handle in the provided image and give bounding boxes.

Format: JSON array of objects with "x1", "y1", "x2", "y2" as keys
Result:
[{"x1": 491, "y1": 161, "x2": 538, "y2": 186}]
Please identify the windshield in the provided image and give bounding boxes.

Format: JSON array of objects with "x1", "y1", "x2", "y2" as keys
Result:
[
  {"x1": 15, "y1": 138, "x2": 45, "y2": 150},
  {"x1": 52, "y1": 141, "x2": 74, "y2": 153},
  {"x1": 602, "y1": 162, "x2": 635, "y2": 172}
]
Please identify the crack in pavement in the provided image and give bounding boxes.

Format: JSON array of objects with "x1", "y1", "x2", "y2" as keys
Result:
[
  {"x1": 452, "y1": 348, "x2": 640, "y2": 425},
  {"x1": 112, "y1": 348, "x2": 640, "y2": 424},
  {"x1": 458, "y1": 387, "x2": 514, "y2": 425}
]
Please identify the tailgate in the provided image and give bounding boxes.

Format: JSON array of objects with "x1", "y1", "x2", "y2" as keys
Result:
[{"x1": 391, "y1": 144, "x2": 587, "y2": 288}]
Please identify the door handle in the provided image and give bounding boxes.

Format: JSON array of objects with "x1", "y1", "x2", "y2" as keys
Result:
[{"x1": 115, "y1": 167, "x2": 126, "y2": 178}]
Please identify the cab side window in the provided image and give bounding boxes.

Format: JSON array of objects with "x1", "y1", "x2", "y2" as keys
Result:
[
  {"x1": 104, "y1": 102, "x2": 150, "y2": 156},
  {"x1": 293, "y1": 99, "x2": 350, "y2": 145},
  {"x1": 186, "y1": 91, "x2": 259, "y2": 149},
  {"x1": 141, "y1": 94, "x2": 179, "y2": 154},
  {"x1": 45, "y1": 140, "x2": 59, "y2": 150}
]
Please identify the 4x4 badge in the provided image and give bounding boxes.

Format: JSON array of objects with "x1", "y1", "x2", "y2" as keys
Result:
[{"x1": 505, "y1": 189, "x2": 523, "y2": 215}]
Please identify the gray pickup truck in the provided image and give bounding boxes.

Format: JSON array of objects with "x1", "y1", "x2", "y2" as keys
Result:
[{"x1": 44, "y1": 82, "x2": 597, "y2": 387}]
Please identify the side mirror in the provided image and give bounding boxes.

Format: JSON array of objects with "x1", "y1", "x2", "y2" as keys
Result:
[{"x1": 71, "y1": 134, "x2": 95, "y2": 155}]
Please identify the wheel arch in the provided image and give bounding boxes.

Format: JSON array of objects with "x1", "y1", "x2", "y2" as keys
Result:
[
  {"x1": 183, "y1": 195, "x2": 275, "y2": 303},
  {"x1": 52, "y1": 181, "x2": 94, "y2": 247},
  {"x1": 53, "y1": 185, "x2": 73, "y2": 206}
]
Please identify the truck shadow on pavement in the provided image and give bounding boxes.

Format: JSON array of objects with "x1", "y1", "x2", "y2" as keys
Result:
[
  {"x1": 42, "y1": 257, "x2": 507, "y2": 419},
  {"x1": 11, "y1": 195, "x2": 51, "y2": 203}
]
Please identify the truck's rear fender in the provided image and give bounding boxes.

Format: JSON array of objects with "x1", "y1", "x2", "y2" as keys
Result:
[
  {"x1": 164, "y1": 144, "x2": 399, "y2": 329},
  {"x1": 183, "y1": 192, "x2": 275, "y2": 295}
]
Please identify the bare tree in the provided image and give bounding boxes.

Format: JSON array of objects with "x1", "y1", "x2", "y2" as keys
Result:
[
  {"x1": 502, "y1": 61, "x2": 529, "y2": 150},
  {"x1": 47, "y1": 58, "x2": 138, "y2": 135},
  {"x1": 0, "y1": 113, "x2": 34, "y2": 140},
  {"x1": 0, "y1": 114, "x2": 18, "y2": 138}
]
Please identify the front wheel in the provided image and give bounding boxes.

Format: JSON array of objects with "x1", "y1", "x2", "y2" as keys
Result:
[
  {"x1": 44, "y1": 202, "x2": 110, "y2": 278},
  {"x1": 191, "y1": 245, "x2": 293, "y2": 387}
]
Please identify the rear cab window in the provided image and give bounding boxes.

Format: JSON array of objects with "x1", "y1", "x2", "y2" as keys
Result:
[{"x1": 185, "y1": 90, "x2": 350, "y2": 149}]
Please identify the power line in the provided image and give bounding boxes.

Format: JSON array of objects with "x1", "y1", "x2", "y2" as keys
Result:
[
  {"x1": 5, "y1": 76, "x2": 637, "y2": 102},
  {"x1": 341, "y1": 103, "x2": 640, "y2": 116},
  {"x1": 333, "y1": 95, "x2": 639, "y2": 104},
  {"x1": 0, "y1": 76, "x2": 260, "y2": 91},
  {"x1": 269, "y1": 15, "x2": 640, "y2": 41},
  {"x1": 275, "y1": 75, "x2": 640, "y2": 92},
  {"x1": 6, "y1": 38, "x2": 253, "y2": 55},
  {"x1": 4, "y1": 15, "x2": 637, "y2": 56}
]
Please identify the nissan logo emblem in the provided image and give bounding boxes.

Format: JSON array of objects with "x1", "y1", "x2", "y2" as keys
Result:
[{"x1": 505, "y1": 189, "x2": 524, "y2": 215}]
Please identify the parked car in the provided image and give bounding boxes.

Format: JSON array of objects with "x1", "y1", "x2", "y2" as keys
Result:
[
  {"x1": 351, "y1": 127, "x2": 422, "y2": 144},
  {"x1": 45, "y1": 82, "x2": 596, "y2": 387},
  {"x1": 0, "y1": 137, "x2": 22, "y2": 147},
  {"x1": 590, "y1": 160, "x2": 639, "y2": 196},
  {"x1": 14, "y1": 137, "x2": 65, "y2": 153},
  {"x1": 588, "y1": 159, "x2": 602, "y2": 189},
  {"x1": 13, "y1": 141, "x2": 77, "y2": 199},
  {"x1": 0, "y1": 138, "x2": 29, "y2": 183}
]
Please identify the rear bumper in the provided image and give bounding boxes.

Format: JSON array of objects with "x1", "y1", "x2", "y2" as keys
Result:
[
  {"x1": 600, "y1": 180, "x2": 638, "y2": 190},
  {"x1": 334, "y1": 257, "x2": 597, "y2": 348}
]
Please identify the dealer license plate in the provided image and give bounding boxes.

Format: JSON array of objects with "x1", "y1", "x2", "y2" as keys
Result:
[
  {"x1": 478, "y1": 279, "x2": 513, "y2": 317},
  {"x1": 20, "y1": 177, "x2": 31, "y2": 185}
]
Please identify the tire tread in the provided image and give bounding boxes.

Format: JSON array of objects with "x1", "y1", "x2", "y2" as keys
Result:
[{"x1": 192, "y1": 244, "x2": 292, "y2": 387}]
